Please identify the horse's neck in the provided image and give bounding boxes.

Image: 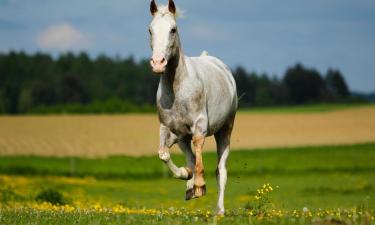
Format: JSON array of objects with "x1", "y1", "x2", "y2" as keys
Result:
[{"x1": 159, "y1": 46, "x2": 187, "y2": 107}]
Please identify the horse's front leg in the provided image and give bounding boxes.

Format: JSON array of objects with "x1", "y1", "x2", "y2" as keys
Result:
[{"x1": 159, "y1": 125, "x2": 192, "y2": 180}]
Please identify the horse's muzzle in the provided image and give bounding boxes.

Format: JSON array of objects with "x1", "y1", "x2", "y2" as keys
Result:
[{"x1": 150, "y1": 56, "x2": 167, "y2": 74}]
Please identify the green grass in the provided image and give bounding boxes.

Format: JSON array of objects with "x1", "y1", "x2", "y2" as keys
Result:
[
  {"x1": 1, "y1": 209, "x2": 372, "y2": 225},
  {"x1": 1, "y1": 143, "x2": 374, "y2": 179},
  {"x1": 1, "y1": 143, "x2": 375, "y2": 224},
  {"x1": 239, "y1": 102, "x2": 374, "y2": 113}
]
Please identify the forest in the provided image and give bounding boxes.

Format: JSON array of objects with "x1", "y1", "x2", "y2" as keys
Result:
[{"x1": 0, "y1": 51, "x2": 361, "y2": 114}]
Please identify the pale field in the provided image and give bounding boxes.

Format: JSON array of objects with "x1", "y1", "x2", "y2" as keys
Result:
[{"x1": 0, "y1": 106, "x2": 374, "y2": 157}]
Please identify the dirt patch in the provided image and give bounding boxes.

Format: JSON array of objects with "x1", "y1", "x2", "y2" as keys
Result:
[{"x1": 0, "y1": 107, "x2": 374, "y2": 157}]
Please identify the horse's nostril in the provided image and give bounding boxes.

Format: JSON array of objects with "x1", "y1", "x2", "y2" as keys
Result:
[{"x1": 150, "y1": 56, "x2": 167, "y2": 68}]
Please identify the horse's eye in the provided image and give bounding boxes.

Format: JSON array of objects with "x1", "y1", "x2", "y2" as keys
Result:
[
  {"x1": 148, "y1": 28, "x2": 152, "y2": 35},
  {"x1": 171, "y1": 28, "x2": 177, "y2": 34}
]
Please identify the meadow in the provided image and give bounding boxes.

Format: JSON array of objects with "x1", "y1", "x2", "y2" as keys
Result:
[
  {"x1": 0, "y1": 104, "x2": 374, "y2": 224},
  {"x1": 1, "y1": 143, "x2": 375, "y2": 224}
]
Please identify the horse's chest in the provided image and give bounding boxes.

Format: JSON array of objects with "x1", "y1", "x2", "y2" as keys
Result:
[{"x1": 158, "y1": 108, "x2": 192, "y2": 136}]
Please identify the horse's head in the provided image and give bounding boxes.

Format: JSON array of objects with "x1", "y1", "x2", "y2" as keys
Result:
[{"x1": 148, "y1": 0, "x2": 179, "y2": 74}]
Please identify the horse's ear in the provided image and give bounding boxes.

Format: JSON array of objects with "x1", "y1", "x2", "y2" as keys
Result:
[
  {"x1": 168, "y1": 0, "x2": 176, "y2": 15},
  {"x1": 150, "y1": 0, "x2": 158, "y2": 16}
]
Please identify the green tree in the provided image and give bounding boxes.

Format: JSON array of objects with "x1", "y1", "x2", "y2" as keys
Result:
[
  {"x1": 325, "y1": 69, "x2": 350, "y2": 98},
  {"x1": 0, "y1": 52, "x2": 358, "y2": 114},
  {"x1": 283, "y1": 64, "x2": 325, "y2": 104},
  {"x1": 58, "y1": 75, "x2": 89, "y2": 104},
  {"x1": 233, "y1": 67, "x2": 256, "y2": 107}
]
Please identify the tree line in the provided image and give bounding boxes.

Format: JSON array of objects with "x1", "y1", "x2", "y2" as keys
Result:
[
  {"x1": 0, "y1": 51, "x2": 360, "y2": 114},
  {"x1": 234, "y1": 63, "x2": 352, "y2": 107}
]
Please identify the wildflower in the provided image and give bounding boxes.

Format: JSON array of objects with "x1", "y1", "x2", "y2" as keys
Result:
[
  {"x1": 63, "y1": 204, "x2": 75, "y2": 212},
  {"x1": 216, "y1": 214, "x2": 224, "y2": 221}
]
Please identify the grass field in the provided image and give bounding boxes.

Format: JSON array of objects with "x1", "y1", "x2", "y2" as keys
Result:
[
  {"x1": 0, "y1": 104, "x2": 374, "y2": 157},
  {"x1": 1, "y1": 143, "x2": 374, "y2": 224},
  {"x1": 1, "y1": 104, "x2": 374, "y2": 224}
]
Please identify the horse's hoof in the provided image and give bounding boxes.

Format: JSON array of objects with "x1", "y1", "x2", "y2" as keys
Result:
[
  {"x1": 192, "y1": 184, "x2": 206, "y2": 198},
  {"x1": 185, "y1": 188, "x2": 194, "y2": 200},
  {"x1": 216, "y1": 209, "x2": 225, "y2": 216}
]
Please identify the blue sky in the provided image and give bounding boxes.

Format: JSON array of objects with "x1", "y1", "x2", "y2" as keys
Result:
[{"x1": 0, "y1": 0, "x2": 374, "y2": 92}]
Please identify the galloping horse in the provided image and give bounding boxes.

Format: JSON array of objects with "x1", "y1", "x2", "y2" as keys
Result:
[{"x1": 148, "y1": 0, "x2": 237, "y2": 215}]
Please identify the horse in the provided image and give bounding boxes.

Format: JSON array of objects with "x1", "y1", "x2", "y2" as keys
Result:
[{"x1": 148, "y1": 0, "x2": 237, "y2": 215}]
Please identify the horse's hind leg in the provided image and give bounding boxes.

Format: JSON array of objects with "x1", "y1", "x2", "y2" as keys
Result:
[
  {"x1": 159, "y1": 125, "x2": 191, "y2": 180},
  {"x1": 214, "y1": 115, "x2": 235, "y2": 215},
  {"x1": 178, "y1": 136, "x2": 196, "y2": 200}
]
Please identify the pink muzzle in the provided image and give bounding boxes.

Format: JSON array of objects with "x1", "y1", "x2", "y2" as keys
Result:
[{"x1": 150, "y1": 55, "x2": 168, "y2": 74}]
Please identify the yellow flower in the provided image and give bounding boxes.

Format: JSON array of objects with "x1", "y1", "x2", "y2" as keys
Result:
[{"x1": 63, "y1": 205, "x2": 75, "y2": 212}]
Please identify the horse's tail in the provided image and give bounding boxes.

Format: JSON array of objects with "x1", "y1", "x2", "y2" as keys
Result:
[{"x1": 238, "y1": 92, "x2": 246, "y2": 102}]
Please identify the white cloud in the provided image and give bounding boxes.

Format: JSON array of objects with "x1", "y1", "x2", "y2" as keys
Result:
[{"x1": 35, "y1": 22, "x2": 91, "y2": 51}]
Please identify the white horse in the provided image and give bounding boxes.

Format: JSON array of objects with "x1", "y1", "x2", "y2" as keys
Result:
[{"x1": 148, "y1": 0, "x2": 237, "y2": 215}]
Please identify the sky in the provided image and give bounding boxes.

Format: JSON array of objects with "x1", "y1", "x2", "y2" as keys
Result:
[{"x1": 0, "y1": 0, "x2": 374, "y2": 92}]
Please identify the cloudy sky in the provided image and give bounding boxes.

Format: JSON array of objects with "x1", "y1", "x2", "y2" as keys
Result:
[{"x1": 0, "y1": 0, "x2": 374, "y2": 92}]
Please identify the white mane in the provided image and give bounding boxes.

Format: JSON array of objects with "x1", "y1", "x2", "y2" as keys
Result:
[{"x1": 155, "y1": 5, "x2": 183, "y2": 18}]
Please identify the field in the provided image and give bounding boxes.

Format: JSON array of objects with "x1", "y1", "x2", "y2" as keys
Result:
[
  {"x1": 0, "y1": 104, "x2": 375, "y2": 224},
  {"x1": 0, "y1": 144, "x2": 375, "y2": 224},
  {"x1": 0, "y1": 104, "x2": 374, "y2": 157}
]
